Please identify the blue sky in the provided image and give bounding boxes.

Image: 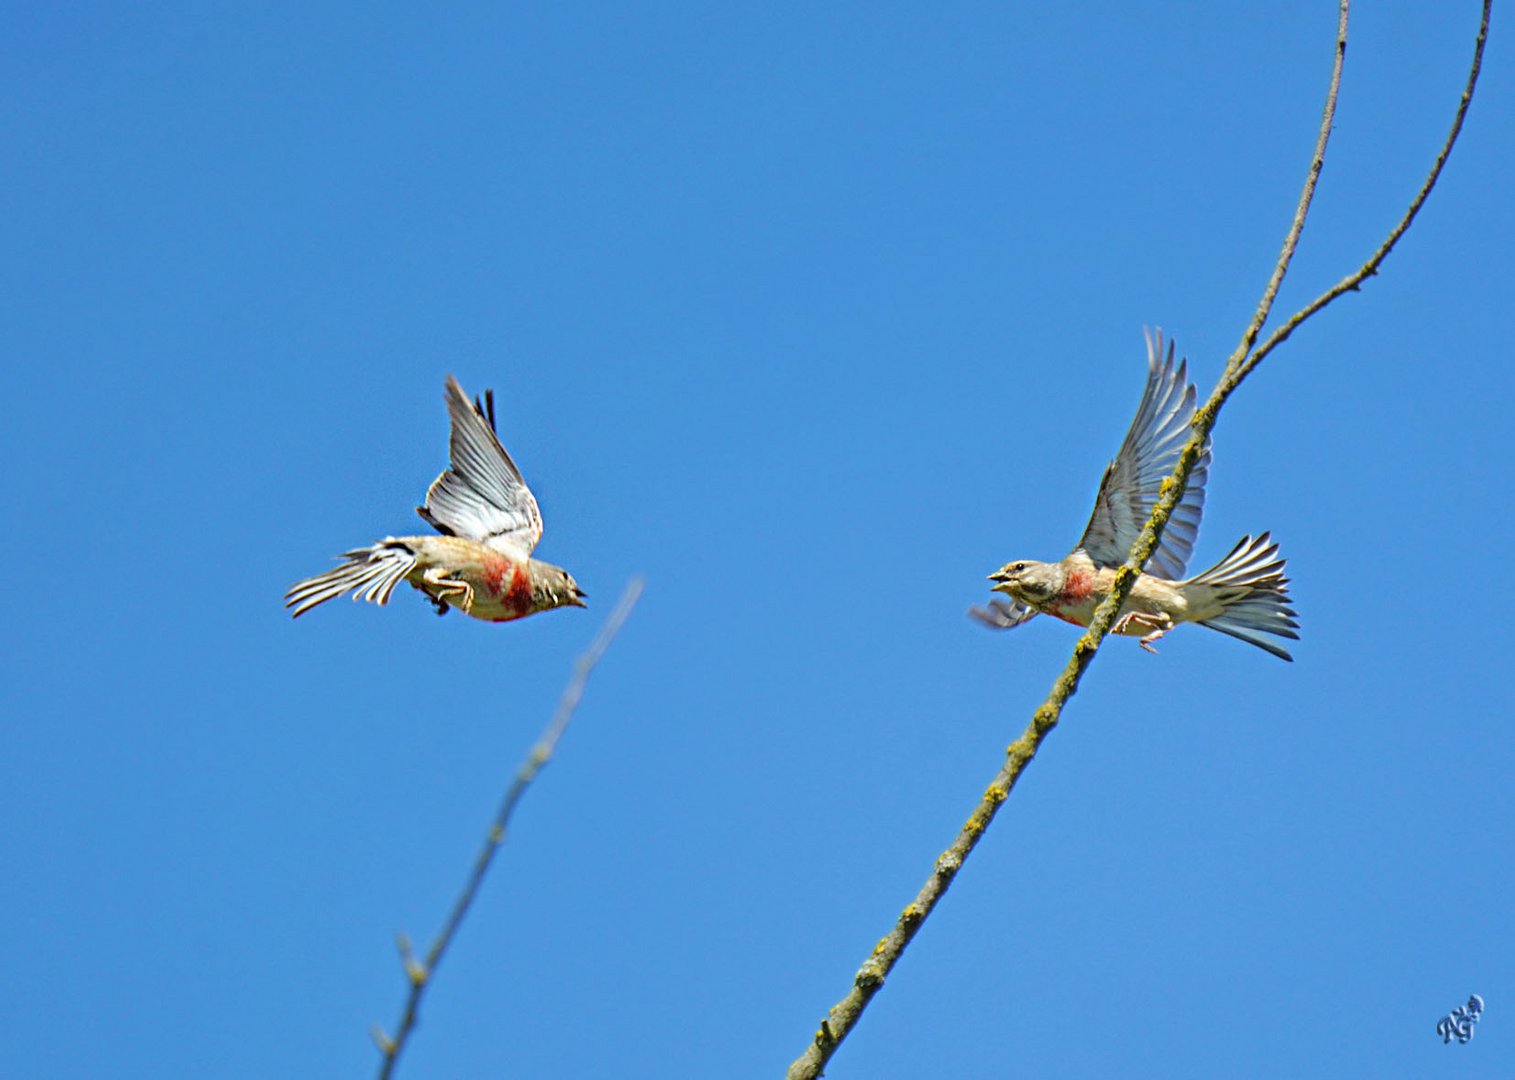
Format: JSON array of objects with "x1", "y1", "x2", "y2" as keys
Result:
[{"x1": 2, "y1": 3, "x2": 1511, "y2": 1077}]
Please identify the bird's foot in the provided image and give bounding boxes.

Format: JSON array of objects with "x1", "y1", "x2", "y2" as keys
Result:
[
  {"x1": 1139, "y1": 630, "x2": 1166, "y2": 654},
  {"x1": 1113, "y1": 611, "x2": 1171, "y2": 654},
  {"x1": 422, "y1": 568, "x2": 475, "y2": 613}
]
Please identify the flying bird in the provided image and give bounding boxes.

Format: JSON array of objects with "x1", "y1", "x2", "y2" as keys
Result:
[
  {"x1": 971, "y1": 331, "x2": 1298, "y2": 660},
  {"x1": 285, "y1": 377, "x2": 586, "y2": 622}
]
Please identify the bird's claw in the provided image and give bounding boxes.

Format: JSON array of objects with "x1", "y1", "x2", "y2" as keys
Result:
[
  {"x1": 1114, "y1": 611, "x2": 1170, "y2": 654},
  {"x1": 421, "y1": 567, "x2": 474, "y2": 613}
]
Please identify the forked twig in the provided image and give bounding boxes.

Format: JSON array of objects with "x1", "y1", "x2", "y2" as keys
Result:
[
  {"x1": 1225, "y1": 0, "x2": 1491, "y2": 390},
  {"x1": 786, "y1": 2, "x2": 1489, "y2": 1075},
  {"x1": 375, "y1": 577, "x2": 645, "y2": 1078}
]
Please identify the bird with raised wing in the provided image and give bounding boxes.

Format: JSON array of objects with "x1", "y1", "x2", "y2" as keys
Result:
[
  {"x1": 971, "y1": 331, "x2": 1298, "y2": 660},
  {"x1": 285, "y1": 377, "x2": 586, "y2": 622}
]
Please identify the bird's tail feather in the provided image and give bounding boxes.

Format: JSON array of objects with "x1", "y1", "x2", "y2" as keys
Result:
[
  {"x1": 284, "y1": 540, "x2": 418, "y2": 618},
  {"x1": 1185, "y1": 532, "x2": 1299, "y2": 661}
]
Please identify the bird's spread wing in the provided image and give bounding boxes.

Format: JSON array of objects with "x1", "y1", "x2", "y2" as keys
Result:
[
  {"x1": 417, "y1": 376, "x2": 544, "y2": 558},
  {"x1": 1074, "y1": 330, "x2": 1210, "y2": 579},
  {"x1": 968, "y1": 598, "x2": 1040, "y2": 631}
]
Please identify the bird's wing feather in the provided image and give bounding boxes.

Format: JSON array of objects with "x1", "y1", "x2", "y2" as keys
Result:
[
  {"x1": 968, "y1": 598, "x2": 1041, "y2": 631},
  {"x1": 418, "y1": 376, "x2": 544, "y2": 558},
  {"x1": 1074, "y1": 330, "x2": 1210, "y2": 579}
]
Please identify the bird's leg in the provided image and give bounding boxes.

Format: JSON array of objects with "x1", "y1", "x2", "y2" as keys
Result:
[
  {"x1": 1138, "y1": 620, "x2": 1173, "y2": 654},
  {"x1": 1112, "y1": 611, "x2": 1173, "y2": 654},
  {"x1": 422, "y1": 566, "x2": 474, "y2": 613}
]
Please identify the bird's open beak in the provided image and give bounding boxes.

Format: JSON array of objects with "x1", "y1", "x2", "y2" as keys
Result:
[
  {"x1": 570, "y1": 587, "x2": 588, "y2": 608},
  {"x1": 987, "y1": 567, "x2": 1013, "y2": 584},
  {"x1": 990, "y1": 581, "x2": 1015, "y2": 595}
]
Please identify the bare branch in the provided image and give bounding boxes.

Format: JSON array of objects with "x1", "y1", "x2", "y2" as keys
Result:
[
  {"x1": 787, "y1": 1, "x2": 1491, "y2": 1074},
  {"x1": 377, "y1": 577, "x2": 646, "y2": 1079},
  {"x1": 1225, "y1": 0, "x2": 1492, "y2": 390},
  {"x1": 1227, "y1": 2, "x2": 1350, "y2": 373}
]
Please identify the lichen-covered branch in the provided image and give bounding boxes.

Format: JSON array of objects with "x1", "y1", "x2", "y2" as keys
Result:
[{"x1": 786, "y1": 1, "x2": 1490, "y2": 1074}]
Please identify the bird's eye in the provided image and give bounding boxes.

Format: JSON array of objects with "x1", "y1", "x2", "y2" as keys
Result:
[{"x1": 1014, "y1": 562, "x2": 1026, "y2": 573}]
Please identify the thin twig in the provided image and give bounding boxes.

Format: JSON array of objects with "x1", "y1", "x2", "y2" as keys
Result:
[
  {"x1": 1226, "y1": 5, "x2": 1349, "y2": 374},
  {"x1": 788, "y1": 1, "x2": 1490, "y2": 1074},
  {"x1": 375, "y1": 577, "x2": 645, "y2": 1078},
  {"x1": 1225, "y1": 0, "x2": 1491, "y2": 390}
]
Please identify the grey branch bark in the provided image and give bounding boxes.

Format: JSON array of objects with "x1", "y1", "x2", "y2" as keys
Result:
[{"x1": 375, "y1": 576, "x2": 645, "y2": 1079}]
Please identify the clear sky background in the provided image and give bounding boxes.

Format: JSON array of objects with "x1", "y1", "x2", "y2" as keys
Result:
[{"x1": 2, "y1": 3, "x2": 1510, "y2": 1077}]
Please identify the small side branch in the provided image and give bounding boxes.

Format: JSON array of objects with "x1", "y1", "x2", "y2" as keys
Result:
[{"x1": 375, "y1": 577, "x2": 645, "y2": 1079}]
